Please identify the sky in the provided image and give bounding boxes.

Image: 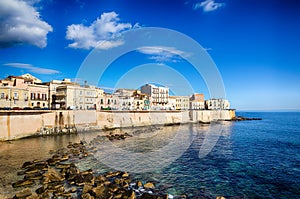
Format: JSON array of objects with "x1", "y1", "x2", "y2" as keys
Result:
[{"x1": 0, "y1": 0, "x2": 300, "y2": 111}]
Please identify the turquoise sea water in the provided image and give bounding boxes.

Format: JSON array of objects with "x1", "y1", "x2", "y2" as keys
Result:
[
  {"x1": 0, "y1": 112, "x2": 299, "y2": 198},
  {"x1": 159, "y1": 112, "x2": 300, "y2": 198}
]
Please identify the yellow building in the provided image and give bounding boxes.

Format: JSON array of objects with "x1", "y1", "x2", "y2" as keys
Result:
[
  {"x1": 0, "y1": 78, "x2": 29, "y2": 109},
  {"x1": 175, "y1": 96, "x2": 190, "y2": 110}
]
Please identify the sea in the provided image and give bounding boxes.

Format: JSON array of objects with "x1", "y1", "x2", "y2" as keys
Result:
[{"x1": 0, "y1": 112, "x2": 299, "y2": 198}]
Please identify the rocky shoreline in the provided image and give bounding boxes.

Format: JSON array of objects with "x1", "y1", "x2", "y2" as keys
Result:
[
  {"x1": 229, "y1": 116, "x2": 262, "y2": 121},
  {"x1": 10, "y1": 139, "x2": 173, "y2": 199},
  {"x1": 7, "y1": 126, "x2": 234, "y2": 199}
]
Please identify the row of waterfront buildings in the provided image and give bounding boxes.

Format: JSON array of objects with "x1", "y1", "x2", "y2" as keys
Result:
[{"x1": 0, "y1": 74, "x2": 230, "y2": 111}]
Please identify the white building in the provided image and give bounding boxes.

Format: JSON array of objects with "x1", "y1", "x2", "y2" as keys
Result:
[
  {"x1": 141, "y1": 84, "x2": 169, "y2": 110},
  {"x1": 205, "y1": 98, "x2": 230, "y2": 110},
  {"x1": 55, "y1": 84, "x2": 97, "y2": 110}
]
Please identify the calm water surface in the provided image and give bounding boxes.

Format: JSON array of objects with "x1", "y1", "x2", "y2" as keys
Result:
[{"x1": 0, "y1": 112, "x2": 299, "y2": 198}]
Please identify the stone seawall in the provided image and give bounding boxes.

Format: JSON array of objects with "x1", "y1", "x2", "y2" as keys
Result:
[{"x1": 0, "y1": 109, "x2": 235, "y2": 141}]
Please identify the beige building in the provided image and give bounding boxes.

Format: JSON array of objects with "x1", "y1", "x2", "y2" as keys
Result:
[
  {"x1": 0, "y1": 86, "x2": 29, "y2": 108},
  {"x1": 190, "y1": 93, "x2": 205, "y2": 110},
  {"x1": 54, "y1": 84, "x2": 98, "y2": 110},
  {"x1": 175, "y1": 96, "x2": 190, "y2": 110},
  {"x1": 28, "y1": 84, "x2": 49, "y2": 108}
]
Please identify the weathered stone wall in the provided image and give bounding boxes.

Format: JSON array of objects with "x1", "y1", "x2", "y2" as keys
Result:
[{"x1": 0, "y1": 109, "x2": 235, "y2": 141}]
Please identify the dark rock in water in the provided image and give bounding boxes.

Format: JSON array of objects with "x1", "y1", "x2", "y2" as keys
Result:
[
  {"x1": 136, "y1": 180, "x2": 143, "y2": 187},
  {"x1": 70, "y1": 174, "x2": 84, "y2": 185},
  {"x1": 123, "y1": 189, "x2": 136, "y2": 199},
  {"x1": 140, "y1": 192, "x2": 161, "y2": 199},
  {"x1": 24, "y1": 171, "x2": 44, "y2": 180},
  {"x1": 56, "y1": 163, "x2": 71, "y2": 169},
  {"x1": 231, "y1": 116, "x2": 262, "y2": 121},
  {"x1": 21, "y1": 161, "x2": 34, "y2": 169},
  {"x1": 12, "y1": 179, "x2": 34, "y2": 188},
  {"x1": 144, "y1": 182, "x2": 155, "y2": 189},
  {"x1": 35, "y1": 186, "x2": 45, "y2": 195},
  {"x1": 83, "y1": 173, "x2": 94, "y2": 183},
  {"x1": 13, "y1": 188, "x2": 32, "y2": 199}
]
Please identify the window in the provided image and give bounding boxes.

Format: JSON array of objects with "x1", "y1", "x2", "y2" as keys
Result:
[
  {"x1": 108, "y1": 99, "x2": 110, "y2": 104},
  {"x1": 14, "y1": 92, "x2": 18, "y2": 99},
  {"x1": 37, "y1": 93, "x2": 40, "y2": 100},
  {"x1": 31, "y1": 93, "x2": 35, "y2": 100},
  {"x1": 100, "y1": 99, "x2": 103, "y2": 104},
  {"x1": 42, "y1": 94, "x2": 47, "y2": 100},
  {"x1": 1, "y1": 93, "x2": 4, "y2": 99}
]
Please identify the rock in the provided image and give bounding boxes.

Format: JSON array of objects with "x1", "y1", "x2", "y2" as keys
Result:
[
  {"x1": 122, "y1": 189, "x2": 136, "y2": 199},
  {"x1": 14, "y1": 188, "x2": 32, "y2": 198},
  {"x1": 43, "y1": 168, "x2": 64, "y2": 183},
  {"x1": 21, "y1": 161, "x2": 34, "y2": 169},
  {"x1": 56, "y1": 163, "x2": 71, "y2": 169},
  {"x1": 12, "y1": 179, "x2": 34, "y2": 188},
  {"x1": 109, "y1": 184, "x2": 120, "y2": 193},
  {"x1": 140, "y1": 192, "x2": 159, "y2": 199},
  {"x1": 91, "y1": 185, "x2": 106, "y2": 198},
  {"x1": 83, "y1": 173, "x2": 94, "y2": 183},
  {"x1": 35, "y1": 186, "x2": 45, "y2": 194},
  {"x1": 121, "y1": 172, "x2": 129, "y2": 178},
  {"x1": 69, "y1": 187, "x2": 77, "y2": 193},
  {"x1": 24, "y1": 171, "x2": 43, "y2": 180},
  {"x1": 83, "y1": 184, "x2": 93, "y2": 194},
  {"x1": 136, "y1": 180, "x2": 143, "y2": 187},
  {"x1": 95, "y1": 175, "x2": 106, "y2": 183},
  {"x1": 144, "y1": 182, "x2": 155, "y2": 189},
  {"x1": 82, "y1": 193, "x2": 95, "y2": 199}
]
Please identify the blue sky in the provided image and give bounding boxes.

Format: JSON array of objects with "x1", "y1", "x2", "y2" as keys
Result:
[{"x1": 1, "y1": 0, "x2": 300, "y2": 111}]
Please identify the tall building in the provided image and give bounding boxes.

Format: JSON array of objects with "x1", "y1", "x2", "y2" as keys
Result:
[{"x1": 141, "y1": 84, "x2": 169, "y2": 110}]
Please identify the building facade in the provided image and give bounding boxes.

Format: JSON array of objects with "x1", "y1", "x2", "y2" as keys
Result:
[
  {"x1": 205, "y1": 98, "x2": 230, "y2": 110},
  {"x1": 189, "y1": 93, "x2": 205, "y2": 110},
  {"x1": 54, "y1": 84, "x2": 97, "y2": 110},
  {"x1": 141, "y1": 84, "x2": 169, "y2": 110},
  {"x1": 175, "y1": 96, "x2": 190, "y2": 110}
]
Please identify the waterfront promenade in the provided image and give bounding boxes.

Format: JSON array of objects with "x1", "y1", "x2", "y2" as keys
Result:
[{"x1": 0, "y1": 109, "x2": 235, "y2": 141}]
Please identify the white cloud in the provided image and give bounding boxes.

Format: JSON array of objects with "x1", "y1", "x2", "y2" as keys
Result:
[
  {"x1": 66, "y1": 12, "x2": 133, "y2": 50},
  {"x1": 4, "y1": 63, "x2": 60, "y2": 75},
  {"x1": 137, "y1": 46, "x2": 190, "y2": 63},
  {"x1": 194, "y1": 0, "x2": 225, "y2": 12},
  {"x1": 0, "y1": 0, "x2": 53, "y2": 48}
]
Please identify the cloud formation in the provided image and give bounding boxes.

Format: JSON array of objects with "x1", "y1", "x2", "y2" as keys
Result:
[
  {"x1": 66, "y1": 12, "x2": 134, "y2": 50},
  {"x1": 194, "y1": 0, "x2": 225, "y2": 12},
  {"x1": 4, "y1": 63, "x2": 60, "y2": 75},
  {"x1": 137, "y1": 46, "x2": 190, "y2": 63},
  {"x1": 0, "y1": 0, "x2": 53, "y2": 48}
]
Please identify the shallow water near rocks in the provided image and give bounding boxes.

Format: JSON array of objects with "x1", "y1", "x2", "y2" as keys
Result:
[{"x1": 0, "y1": 112, "x2": 300, "y2": 198}]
